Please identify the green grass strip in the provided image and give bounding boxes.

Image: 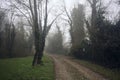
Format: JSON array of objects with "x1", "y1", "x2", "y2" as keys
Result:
[
  {"x1": 75, "y1": 60, "x2": 120, "y2": 80},
  {"x1": 0, "y1": 55, "x2": 55, "y2": 80}
]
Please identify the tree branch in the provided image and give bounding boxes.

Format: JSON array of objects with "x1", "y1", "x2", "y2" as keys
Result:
[
  {"x1": 45, "y1": 13, "x2": 63, "y2": 36},
  {"x1": 11, "y1": 2, "x2": 32, "y2": 27},
  {"x1": 87, "y1": 0, "x2": 93, "y2": 5},
  {"x1": 43, "y1": 0, "x2": 48, "y2": 32}
]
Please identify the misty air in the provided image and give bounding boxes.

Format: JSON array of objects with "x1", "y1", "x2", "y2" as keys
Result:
[{"x1": 0, "y1": 0, "x2": 120, "y2": 80}]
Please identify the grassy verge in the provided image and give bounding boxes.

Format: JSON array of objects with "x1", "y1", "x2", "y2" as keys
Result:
[
  {"x1": 74, "y1": 59, "x2": 120, "y2": 80},
  {"x1": 0, "y1": 55, "x2": 55, "y2": 80}
]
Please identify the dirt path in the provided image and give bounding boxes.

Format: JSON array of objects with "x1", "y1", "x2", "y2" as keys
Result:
[{"x1": 49, "y1": 54, "x2": 108, "y2": 80}]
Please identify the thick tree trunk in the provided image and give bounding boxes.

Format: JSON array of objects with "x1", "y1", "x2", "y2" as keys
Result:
[
  {"x1": 32, "y1": 28, "x2": 44, "y2": 66},
  {"x1": 32, "y1": 51, "x2": 38, "y2": 66},
  {"x1": 37, "y1": 50, "x2": 43, "y2": 64},
  {"x1": 32, "y1": 0, "x2": 40, "y2": 66},
  {"x1": 32, "y1": 35, "x2": 40, "y2": 66},
  {"x1": 32, "y1": 40, "x2": 45, "y2": 66},
  {"x1": 37, "y1": 38, "x2": 45, "y2": 64},
  {"x1": 32, "y1": 0, "x2": 50, "y2": 66},
  {"x1": 32, "y1": 27, "x2": 40, "y2": 66}
]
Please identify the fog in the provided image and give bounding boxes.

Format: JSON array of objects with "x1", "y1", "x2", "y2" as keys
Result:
[{"x1": 0, "y1": 0, "x2": 120, "y2": 80}]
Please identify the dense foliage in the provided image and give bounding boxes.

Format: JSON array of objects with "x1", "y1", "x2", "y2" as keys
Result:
[
  {"x1": 70, "y1": 0, "x2": 120, "y2": 68},
  {"x1": 72, "y1": 20, "x2": 120, "y2": 68}
]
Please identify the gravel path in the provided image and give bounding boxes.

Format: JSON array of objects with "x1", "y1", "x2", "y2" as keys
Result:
[{"x1": 49, "y1": 54, "x2": 108, "y2": 80}]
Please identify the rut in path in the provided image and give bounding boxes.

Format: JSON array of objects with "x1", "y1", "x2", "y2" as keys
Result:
[{"x1": 49, "y1": 54, "x2": 108, "y2": 80}]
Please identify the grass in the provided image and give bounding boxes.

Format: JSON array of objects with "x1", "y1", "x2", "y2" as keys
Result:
[
  {"x1": 0, "y1": 55, "x2": 55, "y2": 80},
  {"x1": 74, "y1": 59, "x2": 120, "y2": 80}
]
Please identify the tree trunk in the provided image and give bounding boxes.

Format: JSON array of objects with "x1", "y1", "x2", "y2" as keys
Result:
[
  {"x1": 32, "y1": 39, "x2": 45, "y2": 66},
  {"x1": 37, "y1": 38, "x2": 45, "y2": 64},
  {"x1": 32, "y1": 0, "x2": 41, "y2": 66},
  {"x1": 0, "y1": 33, "x2": 1, "y2": 48},
  {"x1": 32, "y1": 32, "x2": 40, "y2": 66},
  {"x1": 37, "y1": 50, "x2": 43, "y2": 64},
  {"x1": 32, "y1": 51, "x2": 38, "y2": 66}
]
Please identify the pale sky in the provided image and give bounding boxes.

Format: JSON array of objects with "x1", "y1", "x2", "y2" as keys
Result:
[
  {"x1": 1, "y1": 0, "x2": 119, "y2": 20},
  {"x1": 0, "y1": 0, "x2": 120, "y2": 44},
  {"x1": 48, "y1": 0, "x2": 120, "y2": 44},
  {"x1": 65, "y1": 0, "x2": 120, "y2": 22}
]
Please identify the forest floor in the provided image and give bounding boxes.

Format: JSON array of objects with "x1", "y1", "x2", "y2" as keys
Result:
[{"x1": 49, "y1": 54, "x2": 108, "y2": 80}]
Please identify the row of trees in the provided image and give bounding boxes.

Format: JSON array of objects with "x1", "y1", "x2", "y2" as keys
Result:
[
  {"x1": 0, "y1": 8, "x2": 33, "y2": 58},
  {"x1": 45, "y1": 24, "x2": 67, "y2": 54},
  {"x1": 0, "y1": 0, "x2": 61, "y2": 66},
  {"x1": 67, "y1": 0, "x2": 120, "y2": 68},
  {"x1": 1, "y1": 0, "x2": 120, "y2": 68}
]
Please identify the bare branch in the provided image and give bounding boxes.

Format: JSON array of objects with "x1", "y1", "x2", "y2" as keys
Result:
[
  {"x1": 45, "y1": 13, "x2": 63, "y2": 36},
  {"x1": 61, "y1": 0, "x2": 73, "y2": 34},
  {"x1": 63, "y1": 2, "x2": 72, "y2": 24},
  {"x1": 38, "y1": 1, "x2": 42, "y2": 31},
  {"x1": 11, "y1": 2, "x2": 33, "y2": 27},
  {"x1": 104, "y1": 0, "x2": 112, "y2": 10},
  {"x1": 29, "y1": 0, "x2": 34, "y2": 20},
  {"x1": 43, "y1": 0, "x2": 48, "y2": 31},
  {"x1": 87, "y1": 0, "x2": 93, "y2": 5}
]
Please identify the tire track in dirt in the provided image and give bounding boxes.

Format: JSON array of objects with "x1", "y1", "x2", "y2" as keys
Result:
[
  {"x1": 52, "y1": 55, "x2": 72, "y2": 80},
  {"x1": 64, "y1": 58, "x2": 108, "y2": 80},
  {"x1": 49, "y1": 54, "x2": 108, "y2": 80}
]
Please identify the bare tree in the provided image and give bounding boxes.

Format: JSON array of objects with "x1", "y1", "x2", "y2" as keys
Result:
[
  {"x1": 62, "y1": 0, "x2": 74, "y2": 45},
  {"x1": 86, "y1": 0, "x2": 112, "y2": 35},
  {"x1": 10, "y1": 0, "x2": 61, "y2": 66},
  {"x1": 0, "y1": 9, "x2": 6, "y2": 48},
  {"x1": 5, "y1": 10, "x2": 16, "y2": 58},
  {"x1": 62, "y1": 1, "x2": 85, "y2": 56}
]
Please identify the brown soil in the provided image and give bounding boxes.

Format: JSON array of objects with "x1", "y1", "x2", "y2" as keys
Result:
[{"x1": 49, "y1": 54, "x2": 108, "y2": 80}]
